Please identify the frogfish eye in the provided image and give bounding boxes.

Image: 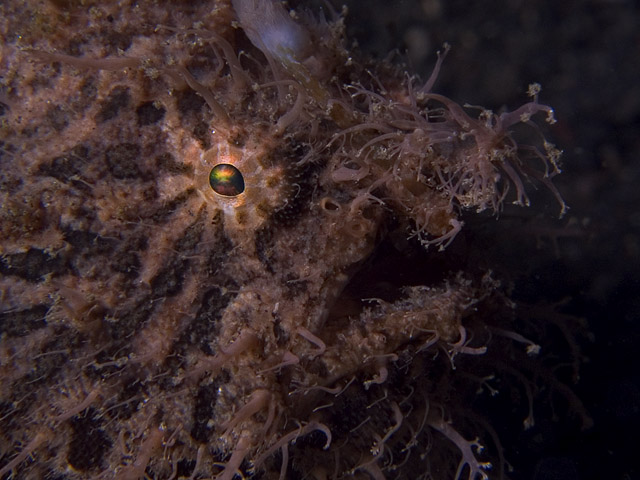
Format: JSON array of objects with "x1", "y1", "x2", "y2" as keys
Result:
[{"x1": 209, "y1": 163, "x2": 245, "y2": 197}]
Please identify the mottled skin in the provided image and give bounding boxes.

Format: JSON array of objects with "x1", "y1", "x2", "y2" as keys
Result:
[{"x1": 0, "y1": 1, "x2": 564, "y2": 479}]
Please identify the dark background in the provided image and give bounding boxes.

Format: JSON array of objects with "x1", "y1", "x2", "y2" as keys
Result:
[{"x1": 312, "y1": 0, "x2": 639, "y2": 479}]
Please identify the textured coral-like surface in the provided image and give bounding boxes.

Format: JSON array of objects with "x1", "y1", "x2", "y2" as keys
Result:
[{"x1": 0, "y1": 1, "x2": 567, "y2": 479}]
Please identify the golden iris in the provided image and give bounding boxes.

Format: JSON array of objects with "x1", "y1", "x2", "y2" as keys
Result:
[{"x1": 209, "y1": 163, "x2": 245, "y2": 197}]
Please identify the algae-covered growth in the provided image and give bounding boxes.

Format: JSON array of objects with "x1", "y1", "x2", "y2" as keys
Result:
[{"x1": 0, "y1": 0, "x2": 576, "y2": 479}]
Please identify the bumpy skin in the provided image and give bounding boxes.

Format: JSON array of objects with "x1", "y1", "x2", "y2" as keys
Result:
[{"x1": 0, "y1": 1, "x2": 561, "y2": 479}]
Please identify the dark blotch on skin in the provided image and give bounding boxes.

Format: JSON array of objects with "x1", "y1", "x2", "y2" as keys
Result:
[
  {"x1": 150, "y1": 188, "x2": 197, "y2": 222},
  {"x1": 23, "y1": 331, "x2": 74, "y2": 386},
  {"x1": 71, "y1": 77, "x2": 98, "y2": 112},
  {"x1": 0, "y1": 304, "x2": 49, "y2": 337},
  {"x1": 150, "y1": 218, "x2": 204, "y2": 298},
  {"x1": 63, "y1": 229, "x2": 119, "y2": 277},
  {"x1": 190, "y1": 373, "x2": 229, "y2": 443},
  {"x1": 37, "y1": 145, "x2": 89, "y2": 182},
  {"x1": 0, "y1": 248, "x2": 68, "y2": 281},
  {"x1": 190, "y1": 286, "x2": 237, "y2": 354},
  {"x1": 106, "y1": 297, "x2": 155, "y2": 342},
  {"x1": 155, "y1": 153, "x2": 194, "y2": 175},
  {"x1": 111, "y1": 248, "x2": 141, "y2": 278},
  {"x1": 136, "y1": 101, "x2": 166, "y2": 126},
  {"x1": 175, "y1": 460, "x2": 197, "y2": 479},
  {"x1": 104, "y1": 376, "x2": 148, "y2": 420},
  {"x1": 96, "y1": 86, "x2": 131, "y2": 123},
  {"x1": 67, "y1": 407, "x2": 112, "y2": 471},
  {"x1": 111, "y1": 234, "x2": 147, "y2": 278},
  {"x1": 105, "y1": 143, "x2": 141, "y2": 179},
  {"x1": 3, "y1": 390, "x2": 38, "y2": 436},
  {"x1": 177, "y1": 89, "x2": 206, "y2": 115},
  {"x1": 270, "y1": 179, "x2": 313, "y2": 226},
  {"x1": 103, "y1": 29, "x2": 133, "y2": 53},
  {"x1": 45, "y1": 104, "x2": 70, "y2": 132},
  {"x1": 193, "y1": 121, "x2": 211, "y2": 149},
  {"x1": 205, "y1": 232, "x2": 233, "y2": 276},
  {"x1": 270, "y1": 148, "x2": 322, "y2": 226},
  {"x1": 63, "y1": 229, "x2": 116, "y2": 257},
  {"x1": 150, "y1": 257, "x2": 190, "y2": 298},
  {"x1": 175, "y1": 216, "x2": 205, "y2": 252},
  {"x1": 4, "y1": 329, "x2": 80, "y2": 432},
  {"x1": 254, "y1": 227, "x2": 275, "y2": 274},
  {"x1": 64, "y1": 37, "x2": 84, "y2": 57}
]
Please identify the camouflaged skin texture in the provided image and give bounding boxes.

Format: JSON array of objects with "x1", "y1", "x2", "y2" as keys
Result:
[{"x1": 0, "y1": 1, "x2": 566, "y2": 479}]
